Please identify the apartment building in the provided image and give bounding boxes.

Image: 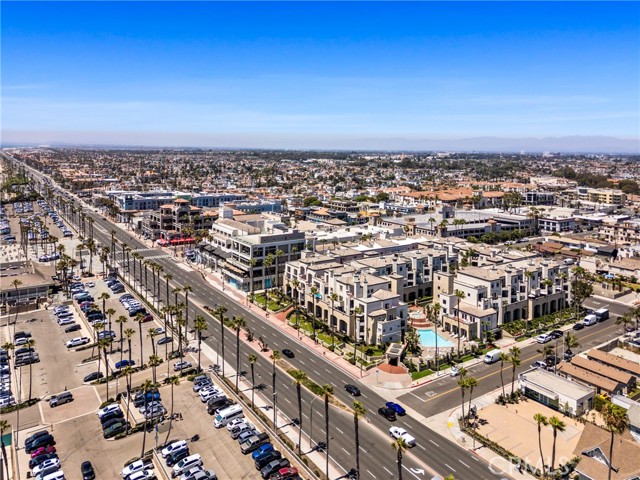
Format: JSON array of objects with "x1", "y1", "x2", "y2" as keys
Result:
[
  {"x1": 577, "y1": 187, "x2": 627, "y2": 205},
  {"x1": 109, "y1": 190, "x2": 247, "y2": 211},
  {"x1": 599, "y1": 220, "x2": 640, "y2": 246},
  {"x1": 140, "y1": 198, "x2": 216, "y2": 240},
  {"x1": 284, "y1": 253, "x2": 408, "y2": 345},
  {"x1": 436, "y1": 257, "x2": 570, "y2": 340}
]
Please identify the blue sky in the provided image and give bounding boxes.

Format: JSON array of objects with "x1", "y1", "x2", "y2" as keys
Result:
[{"x1": 2, "y1": 1, "x2": 639, "y2": 150}]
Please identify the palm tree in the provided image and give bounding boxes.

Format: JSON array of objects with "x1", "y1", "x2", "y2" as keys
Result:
[
  {"x1": 616, "y1": 313, "x2": 634, "y2": 335},
  {"x1": 176, "y1": 313, "x2": 187, "y2": 359},
  {"x1": 533, "y1": 413, "x2": 548, "y2": 478},
  {"x1": 353, "y1": 400, "x2": 366, "y2": 480},
  {"x1": 193, "y1": 315, "x2": 207, "y2": 373},
  {"x1": 601, "y1": 403, "x2": 630, "y2": 480},
  {"x1": 310, "y1": 285, "x2": 319, "y2": 343},
  {"x1": 264, "y1": 253, "x2": 274, "y2": 307},
  {"x1": 165, "y1": 375, "x2": 181, "y2": 444},
  {"x1": 508, "y1": 346, "x2": 521, "y2": 397},
  {"x1": 24, "y1": 338, "x2": 36, "y2": 401},
  {"x1": 271, "y1": 350, "x2": 281, "y2": 430},
  {"x1": 321, "y1": 383, "x2": 334, "y2": 480},
  {"x1": 274, "y1": 249, "x2": 285, "y2": 291},
  {"x1": 182, "y1": 285, "x2": 193, "y2": 339},
  {"x1": 148, "y1": 355, "x2": 161, "y2": 384},
  {"x1": 0, "y1": 419, "x2": 11, "y2": 480},
  {"x1": 233, "y1": 316, "x2": 246, "y2": 392},
  {"x1": 466, "y1": 376, "x2": 478, "y2": 425},
  {"x1": 100, "y1": 338, "x2": 111, "y2": 401},
  {"x1": 563, "y1": 332, "x2": 579, "y2": 357},
  {"x1": 214, "y1": 305, "x2": 227, "y2": 376},
  {"x1": 392, "y1": 437, "x2": 409, "y2": 480},
  {"x1": 164, "y1": 273, "x2": 173, "y2": 307},
  {"x1": 499, "y1": 352, "x2": 508, "y2": 398},
  {"x1": 136, "y1": 312, "x2": 146, "y2": 366},
  {"x1": 123, "y1": 365, "x2": 134, "y2": 433},
  {"x1": 548, "y1": 416, "x2": 566, "y2": 473},
  {"x1": 454, "y1": 289, "x2": 465, "y2": 358},
  {"x1": 457, "y1": 368, "x2": 469, "y2": 425},
  {"x1": 124, "y1": 327, "x2": 136, "y2": 365},
  {"x1": 116, "y1": 316, "x2": 127, "y2": 364},
  {"x1": 248, "y1": 353, "x2": 258, "y2": 409},
  {"x1": 291, "y1": 370, "x2": 307, "y2": 455},
  {"x1": 139, "y1": 379, "x2": 155, "y2": 457},
  {"x1": 249, "y1": 258, "x2": 257, "y2": 302}
]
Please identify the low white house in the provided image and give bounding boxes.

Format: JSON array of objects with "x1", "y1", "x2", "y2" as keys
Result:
[{"x1": 519, "y1": 368, "x2": 594, "y2": 416}]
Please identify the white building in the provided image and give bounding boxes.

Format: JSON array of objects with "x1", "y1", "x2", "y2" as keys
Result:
[{"x1": 519, "y1": 368, "x2": 594, "y2": 416}]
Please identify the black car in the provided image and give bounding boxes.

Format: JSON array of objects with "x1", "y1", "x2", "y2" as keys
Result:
[
  {"x1": 345, "y1": 384, "x2": 361, "y2": 396},
  {"x1": 282, "y1": 349, "x2": 294, "y2": 359},
  {"x1": 65, "y1": 324, "x2": 82, "y2": 333},
  {"x1": 14, "y1": 347, "x2": 35, "y2": 355},
  {"x1": 255, "y1": 450, "x2": 282, "y2": 470},
  {"x1": 83, "y1": 371, "x2": 104, "y2": 382},
  {"x1": 207, "y1": 397, "x2": 233, "y2": 415},
  {"x1": 81, "y1": 460, "x2": 96, "y2": 480},
  {"x1": 564, "y1": 350, "x2": 575, "y2": 361},
  {"x1": 29, "y1": 453, "x2": 58, "y2": 470},
  {"x1": 102, "y1": 417, "x2": 126, "y2": 430},
  {"x1": 26, "y1": 434, "x2": 56, "y2": 454},
  {"x1": 158, "y1": 336, "x2": 173, "y2": 345},
  {"x1": 261, "y1": 459, "x2": 290, "y2": 479},
  {"x1": 166, "y1": 448, "x2": 190, "y2": 466},
  {"x1": 377, "y1": 407, "x2": 397, "y2": 421},
  {"x1": 545, "y1": 355, "x2": 561, "y2": 368},
  {"x1": 24, "y1": 430, "x2": 49, "y2": 449},
  {"x1": 550, "y1": 330, "x2": 564, "y2": 340},
  {"x1": 572, "y1": 322, "x2": 585, "y2": 331}
]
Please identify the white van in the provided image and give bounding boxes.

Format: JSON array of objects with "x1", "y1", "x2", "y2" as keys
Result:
[
  {"x1": 583, "y1": 314, "x2": 597, "y2": 326},
  {"x1": 483, "y1": 349, "x2": 502, "y2": 364},
  {"x1": 39, "y1": 471, "x2": 65, "y2": 480},
  {"x1": 172, "y1": 453, "x2": 203, "y2": 477},
  {"x1": 213, "y1": 404, "x2": 244, "y2": 428}
]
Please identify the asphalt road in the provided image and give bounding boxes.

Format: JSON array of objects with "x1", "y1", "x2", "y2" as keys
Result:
[
  {"x1": 398, "y1": 302, "x2": 628, "y2": 416},
  {"x1": 6, "y1": 153, "x2": 516, "y2": 480}
]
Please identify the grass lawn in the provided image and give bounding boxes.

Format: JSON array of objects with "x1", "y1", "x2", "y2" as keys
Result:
[
  {"x1": 254, "y1": 293, "x2": 290, "y2": 312},
  {"x1": 411, "y1": 369, "x2": 434, "y2": 381}
]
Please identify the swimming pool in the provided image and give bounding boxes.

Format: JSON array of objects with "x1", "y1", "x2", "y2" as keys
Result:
[{"x1": 417, "y1": 328, "x2": 454, "y2": 348}]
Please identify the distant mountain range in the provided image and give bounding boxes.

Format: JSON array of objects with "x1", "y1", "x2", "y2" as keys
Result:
[{"x1": 2, "y1": 134, "x2": 638, "y2": 154}]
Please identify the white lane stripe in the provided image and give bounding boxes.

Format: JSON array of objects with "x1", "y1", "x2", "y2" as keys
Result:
[
  {"x1": 341, "y1": 447, "x2": 349, "y2": 455},
  {"x1": 336, "y1": 427, "x2": 344, "y2": 434},
  {"x1": 429, "y1": 439, "x2": 439, "y2": 447},
  {"x1": 383, "y1": 467, "x2": 392, "y2": 475},
  {"x1": 459, "y1": 460, "x2": 470, "y2": 468},
  {"x1": 444, "y1": 463, "x2": 456, "y2": 472},
  {"x1": 366, "y1": 470, "x2": 377, "y2": 479},
  {"x1": 417, "y1": 444, "x2": 426, "y2": 451}
]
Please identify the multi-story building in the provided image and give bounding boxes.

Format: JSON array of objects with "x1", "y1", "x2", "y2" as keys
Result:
[
  {"x1": 109, "y1": 190, "x2": 247, "y2": 212},
  {"x1": 140, "y1": 198, "x2": 217, "y2": 240},
  {"x1": 436, "y1": 258, "x2": 570, "y2": 340},
  {"x1": 577, "y1": 187, "x2": 627, "y2": 205},
  {"x1": 524, "y1": 191, "x2": 555, "y2": 205}
]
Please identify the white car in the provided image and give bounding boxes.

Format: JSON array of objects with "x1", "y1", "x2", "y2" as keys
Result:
[
  {"x1": 150, "y1": 327, "x2": 165, "y2": 335},
  {"x1": 85, "y1": 282, "x2": 95, "y2": 288},
  {"x1": 98, "y1": 403, "x2": 122, "y2": 418},
  {"x1": 121, "y1": 459, "x2": 149, "y2": 478},
  {"x1": 199, "y1": 387, "x2": 223, "y2": 402},
  {"x1": 161, "y1": 440, "x2": 188, "y2": 458},
  {"x1": 66, "y1": 336, "x2": 90, "y2": 348},
  {"x1": 226, "y1": 418, "x2": 248, "y2": 431},
  {"x1": 450, "y1": 365, "x2": 462, "y2": 377},
  {"x1": 127, "y1": 469, "x2": 156, "y2": 480},
  {"x1": 57, "y1": 317, "x2": 76, "y2": 326},
  {"x1": 389, "y1": 426, "x2": 416, "y2": 447},
  {"x1": 174, "y1": 361, "x2": 192, "y2": 372},
  {"x1": 32, "y1": 458, "x2": 60, "y2": 475},
  {"x1": 536, "y1": 333, "x2": 553, "y2": 344}
]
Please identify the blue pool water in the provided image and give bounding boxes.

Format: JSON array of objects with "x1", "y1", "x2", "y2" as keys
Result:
[{"x1": 417, "y1": 328, "x2": 454, "y2": 348}]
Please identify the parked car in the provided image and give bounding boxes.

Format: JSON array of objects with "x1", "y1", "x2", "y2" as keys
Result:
[
  {"x1": 166, "y1": 448, "x2": 190, "y2": 467},
  {"x1": 25, "y1": 434, "x2": 56, "y2": 454},
  {"x1": 97, "y1": 404, "x2": 121, "y2": 418},
  {"x1": 66, "y1": 337, "x2": 90, "y2": 348},
  {"x1": 81, "y1": 461, "x2": 96, "y2": 480},
  {"x1": 99, "y1": 409, "x2": 124, "y2": 424},
  {"x1": 251, "y1": 443, "x2": 275, "y2": 460},
  {"x1": 536, "y1": 333, "x2": 553, "y2": 344},
  {"x1": 254, "y1": 450, "x2": 282, "y2": 470},
  {"x1": 271, "y1": 467, "x2": 299, "y2": 480},
  {"x1": 30, "y1": 445, "x2": 56, "y2": 458},
  {"x1": 64, "y1": 324, "x2": 82, "y2": 333},
  {"x1": 121, "y1": 459, "x2": 151, "y2": 478},
  {"x1": 161, "y1": 440, "x2": 188, "y2": 458},
  {"x1": 32, "y1": 458, "x2": 61, "y2": 476},
  {"x1": 115, "y1": 359, "x2": 135, "y2": 369},
  {"x1": 260, "y1": 459, "x2": 290, "y2": 479},
  {"x1": 83, "y1": 371, "x2": 104, "y2": 382},
  {"x1": 572, "y1": 322, "x2": 585, "y2": 331},
  {"x1": 344, "y1": 384, "x2": 361, "y2": 396},
  {"x1": 29, "y1": 453, "x2": 58, "y2": 470},
  {"x1": 158, "y1": 336, "x2": 174, "y2": 345},
  {"x1": 174, "y1": 361, "x2": 193, "y2": 372}
]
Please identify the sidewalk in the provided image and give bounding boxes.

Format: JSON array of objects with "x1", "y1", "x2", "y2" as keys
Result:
[{"x1": 412, "y1": 388, "x2": 536, "y2": 480}]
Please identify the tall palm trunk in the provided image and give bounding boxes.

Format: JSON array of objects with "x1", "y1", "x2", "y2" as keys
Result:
[
  {"x1": 396, "y1": 446, "x2": 403, "y2": 480},
  {"x1": 296, "y1": 383, "x2": 302, "y2": 456},
  {"x1": 324, "y1": 397, "x2": 330, "y2": 480},
  {"x1": 354, "y1": 413, "x2": 361, "y2": 480},
  {"x1": 235, "y1": 330, "x2": 241, "y2": 392},
  {"x1": 220, "y1": 314, "x2": 226, "y2": 377}
]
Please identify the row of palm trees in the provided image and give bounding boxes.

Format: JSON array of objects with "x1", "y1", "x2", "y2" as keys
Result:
[{"x1": 533, "y1": 403, "x2": 629, "y2": 480}]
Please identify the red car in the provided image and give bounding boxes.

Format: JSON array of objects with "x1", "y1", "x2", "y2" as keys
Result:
[
  {"x1": 141, "y1": 314, "x2": 153, "y2": 323},
  {"x1": 30, "y1": 445, "x2": 56, "y2": 458},
  {"x1": 273, "y1": 467, "x2": 298, "y2": 480}
]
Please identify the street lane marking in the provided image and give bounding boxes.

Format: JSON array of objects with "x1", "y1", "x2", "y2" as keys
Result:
[
  {"x1": 284, "y1": 398, "x2": 292, "y2": 404},
  {"x1": 336, "y1": 427, "x2": 344, "y2": 434},
  {"x1": 444, "y1": 463, "x2": 456, "y2": 472},
  {"x1": 314, "y1": 370, "x2": 321, "y2": 376},
  {"x1": 428, "y1": 439, "x2": 439, "y2": 447},
  {"x1": 342, "y1": 447, "x2": 349, "y2": 454},
  {"x1": 359, "y1": 446, "x2": 367, "y2": 454},
  {"x1": 409, "y1": 393, "x2": 424, "y2": 402},
  {"x1": 383, "y1": 467, "x2": 392, "y2": 475},
  {"x1": 325, "y1": 369, "x2": 332, "y2": 373},
  {"x1": 459, "y1": 460, "x2": 470, "y2": 468},
  {"x1": 417, "y1": 444, "x2": 426, "y2": 451},
  {"x1": 366, "y1": 470, "x2": 376, "y2": 479},
  {"x1": 471, "y1": 456, "x2": 479, "y2": 462}
]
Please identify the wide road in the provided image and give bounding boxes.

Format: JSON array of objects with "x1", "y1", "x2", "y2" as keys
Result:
[
  {"x1": 398, "y1": 301, "x2": 629, "y2": 416},
  {"x1": 11, "y1": 153, "x2": 512, "y2": 480}
]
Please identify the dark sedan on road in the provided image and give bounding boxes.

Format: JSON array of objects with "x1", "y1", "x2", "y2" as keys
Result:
[
  {"x1": 572, "y1": 322, "x2": 585, "y2": 330},
  {"x1": 345, "y1": 384, "x2": 361, "y2": 396},
  {"x1": 83, "y1": 371, "x2": 104, "y2": 382},
  {"x1": 377, "y1": 407, "x2": 397, "y2": 421},
  {"x1": 282, "y1": 349, "x2": 294, "y2": 358}
]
